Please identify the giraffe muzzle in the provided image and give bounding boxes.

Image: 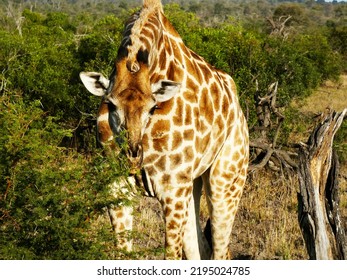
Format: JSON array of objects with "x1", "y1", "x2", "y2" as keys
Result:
[{"x1": 127, "y1": 143, "x2": 143, "y2": 174}]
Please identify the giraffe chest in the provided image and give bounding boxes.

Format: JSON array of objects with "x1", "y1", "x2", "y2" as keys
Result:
[{"x1": 140, "y1": 107, "x2": 233, "y2": 180}]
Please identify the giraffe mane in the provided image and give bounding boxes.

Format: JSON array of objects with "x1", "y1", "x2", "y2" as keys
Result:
[
  {"x1": 125, "y1": 0, "x2": 163, "y2": 72},
  {"x1": 143, "y1": 0, "x2": 163, "y2": 10}
]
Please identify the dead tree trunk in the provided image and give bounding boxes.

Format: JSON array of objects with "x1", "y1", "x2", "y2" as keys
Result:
[{"x1": 298, "y1": 109, "x2": 347, "y2": 259}]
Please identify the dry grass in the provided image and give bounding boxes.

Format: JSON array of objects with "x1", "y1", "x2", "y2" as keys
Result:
[
  {"x1": 230, "y1": 171, "x2": 307, "y2": 259},
  {"x1": 133, "y1": 197, "x2": 165, "y2": 259},
  {"x1": 293, "y1": 75, "x2": 347, "y2": 114}
]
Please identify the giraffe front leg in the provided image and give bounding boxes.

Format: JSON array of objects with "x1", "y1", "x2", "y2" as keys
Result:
[
  {"x1": 161, "y1": 186, "x2": 192, "y2": 260},
  {"x1": 108, "y1": 205, "x2": 133, "y2": 251},
  {"x1": 108, "y1": 177, "x2": 136, "y2": 251}
]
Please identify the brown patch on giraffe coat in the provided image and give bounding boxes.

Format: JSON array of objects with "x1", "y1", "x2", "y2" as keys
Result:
[
  {"x1": 221, "y1": 172, "x2": 232, "y2": 182},
  {"x1": 159, "y1": 46, "x2": 167, "y2": 70},
  {"x1": 177, "y1": 168, "x2": 192, "y2": 184},
  {"x1": 173, "y1": 63, "x2": 184, "y2": 81},
  {"x1": 166, "y1": 232, "x2": 178, "y2": 243},
  {"x1": 190, "y1": 51, "x2": 201, "y2": 62},
  {"x1": 222, "y1": 94, "x2": 230, "y2": 117},
  {"x1": 165, "y1": 197, "x2": 173, "y2": 205},
  {"x1": 148, "y1": 15, "x2": 160, "y2": 27},
  {"x1": 199, "y1": 121, "x2": 209, "y2": 133},
  {"x1": 193, "y1": 107, "x2": 200, "y2": 130},
  {"x1": 240, "y1": 146, "x2": 246, "y2": 156},
  {"x1": 141, "y1": 133, "x2": 149, "y2": 148},
  {"x1": 183, "y1": 146, "x2": 194, "y2": 162},
  {"x1": 215, "y1": 114, "x2": 224, "y2": 132},
  {"x1": 116, "y1": 211, "x2": 124, "y2": 218},
  {"x1": 118, "y1": 223, "x2": 125, "y2": 231},
  {"x1": 145, "y1": 21, "x2": 157, "y2": 37},
  {"x1": 151, "y1": 119, "x2": 170, "y2": 137},
  {"x1": 171, "y1": 131, "x2": 182, "y2": 150},
  {"x1": 161, "y1": 173, "x2": 171, "y2": 185},
  {"x1": 235, "y1": 130, "x2": 245, "y2": 147},
  {"x1": 230, "y1": 164, "x2": 237, "y2": 173},
  {"x1": 156, "y1": 156, "x2": 167, "y2": 171},
  {"x1": 166, "y1": 61, "x2": 175, "y2": 81},
  {"x1": 183, "y1": 82, "x2": 197, "y2": 102},
  {"x1": 180, "y1": 42, "x2": 191, "y2": 58},
  {"x1": 233, "y1": 190, "x2": 240, "y2": 198},
  {"x1": 202, "y1": 94, "x2": 214, "y2": 125},
  {"x1": 214, "y1": 179, "x2": 224, "y2": 187},
  {"x1": 153, "y1": 134, "x2": 169, "y2": 152},
  {"x1": 210, "y1": 82, "x2": 221, "y2": 110},
  {"x1": 185, "y1": 56, "x2": 197, "y2": 75},
  {"x1": 184, "y1": 104, "x2": 193, "y2": 126},
  {"x1": 201, "y1": 65, "x2": 213, "y2": 81},
  {"x1": 173, "y1": 97, "x2": 184, "y2": 126},
  {"x1": 164, "y1": 205, "x2": 173, "y2": 217},
  {"x1": 183, "y1": 129, "x2": 194, "y2": 141},
  {"x1": 232, "y1": 151, "x2": 241, "y2": 162},
  {"x1": 175, "y1": 188, "x2": 184, "y2": 197},
  {"x1": 168, "y1": 220, "x2": 179, "y2": 231},
  {"x1": 174, "y1": 213, "x2": 182, "y2": 219},
  {"x1": 175, "y1": 201, "x2": 184, "y2": 211},
  {"x1": 143, "y1": 153, "x2": 159, "y2": 165},
  {"x1": 170, "y1": 40, "x2": 183, "y2": 62},
  {"x1": 142, "y1": 26, "x2": 154, "y2": 40},
  {"x1": 169, "y1": 153, "x2": 182, "y2": 169},
  {"x1": 165, "y1": 38, "x2": 173, "y2": 56},
  {"x1": 237, "y1": 159, "x2": 244, "y2": 170},
  {"x1": 145, "y1": 165, "x2": 156, "y2": 177},
  {"x1": 184, "y1": 187, "x2": 192, "y2": 197}
]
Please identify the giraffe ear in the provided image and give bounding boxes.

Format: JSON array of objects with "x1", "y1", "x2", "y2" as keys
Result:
[
  {"x1": 80, "y1": 72, "x2": 110, "y2": 96},
  {"x1": 151, "y1": 80, "x2": 181, "y2": 103}
]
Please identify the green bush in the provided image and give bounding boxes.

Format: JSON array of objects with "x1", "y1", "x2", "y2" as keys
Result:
[{"x1": 0, "y1": 92, "x2": 130, "y2": 259}]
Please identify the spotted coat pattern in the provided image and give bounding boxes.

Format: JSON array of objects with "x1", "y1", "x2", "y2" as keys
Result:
[{"x1": 80, "y1": 0, "x2": 249, "y2": 260}]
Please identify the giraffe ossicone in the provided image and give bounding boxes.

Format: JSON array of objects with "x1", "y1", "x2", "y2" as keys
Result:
[{"x1": 80, "y1": 0, "x2": 249, "y2": 260}]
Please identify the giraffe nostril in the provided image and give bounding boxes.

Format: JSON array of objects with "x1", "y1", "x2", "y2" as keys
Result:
[{"x1": 127, "y1": 143, "x2": 143, "y2": 167}]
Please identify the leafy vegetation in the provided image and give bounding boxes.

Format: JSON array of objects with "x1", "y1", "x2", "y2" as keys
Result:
[{"x1": 0, "y1": 0, "x2": 346, "y2": 259}]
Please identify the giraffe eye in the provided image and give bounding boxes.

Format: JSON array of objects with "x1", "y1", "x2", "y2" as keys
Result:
[{"x1": 149, "y1": 105, "x2": 159, "y2": 115}]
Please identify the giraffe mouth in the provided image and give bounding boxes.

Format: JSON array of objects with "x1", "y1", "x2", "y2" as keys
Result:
[{"x1": 127, "y1": 143, "x2": 143, "y2": 174}]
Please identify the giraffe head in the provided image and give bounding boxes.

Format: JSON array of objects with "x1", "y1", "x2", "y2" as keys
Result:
[
  {"x1": 80, "y1": 59, "x2": 180, "y2": 170},
  {"x1": 80, "y1": 0, "x2": 181, "y2": 171}
]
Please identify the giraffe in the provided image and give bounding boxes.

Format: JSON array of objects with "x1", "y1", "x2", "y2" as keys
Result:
[{"x1": 80, "y1": 0, "x2": 249, "y2": 260}]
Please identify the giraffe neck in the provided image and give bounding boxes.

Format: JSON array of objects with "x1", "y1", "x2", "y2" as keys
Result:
[
  {"x1": 149, "y1": 16, "x2": 188, "y2": 83},
  {"x1": 121, "y1": 6, "x2": 188, "y2": 85}
]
